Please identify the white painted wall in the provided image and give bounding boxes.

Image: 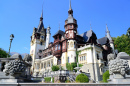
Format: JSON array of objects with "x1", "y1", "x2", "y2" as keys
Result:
[
  {"x1": 67, "y1": 40, "x2": 76, "y2": 63},
  {"x1": 61, "y1": 52, "x2": 67, "y2": 64}
]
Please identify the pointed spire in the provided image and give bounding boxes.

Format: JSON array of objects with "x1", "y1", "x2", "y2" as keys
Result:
[
  {"x1": 40, "y1": 6, "x2": 43, "y2": 21},
  {"x1": 41, "y1": 8, "x2": 43, "y2": 18},
  {"x1": 68, "y1": 0, "x2": 73, "y2": 16},
  {"x1": 106, "y1": 24, "x2": 109, "y2": 33},
  {"x1": 106, "y1": 24, "x2": 113, "y2": 42},
  {"x1": 69, "y1": 0, "x2": 72, "y2": 10}
]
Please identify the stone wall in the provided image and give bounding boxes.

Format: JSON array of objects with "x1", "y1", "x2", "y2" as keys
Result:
[{"x1": 0, "y1": 83, "x2": 130, "y2": 86}]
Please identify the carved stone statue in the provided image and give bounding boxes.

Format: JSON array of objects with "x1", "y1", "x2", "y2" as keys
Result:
[
  {"x1": 23, "y1": 54, "x2": 32, "y2": 63},
  {"x1": 107, "y1": 52, "x2": 130, "y2": 83},
  {"x1": 3, "y1": 54, "x2": 32, "y2": 79}
]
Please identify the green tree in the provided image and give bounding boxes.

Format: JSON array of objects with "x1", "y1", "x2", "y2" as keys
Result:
[
  {"x1": 126, "y1": 27, "x2": 130, "y2": 38},
  {"x1": 66, "y1": 62, "x2": 83, "y2": 71},
  {"x1": 0, "y1": 48, "x2": 9, "y2": 58},
  {"x1": 113, "y1": 34, "x2": 130, "y2": 55},
  {"x1": 51, "y1": 65, "x2": 59, "y2": 71},
  {"x1": 75, "y1": 73, "x2": 89, "y2": 83},
  {"x1": 103, "y1": 70, "x2": 110, "y2": 82}
]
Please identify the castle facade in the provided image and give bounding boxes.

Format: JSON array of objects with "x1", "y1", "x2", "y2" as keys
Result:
[{"x1": 30, "y1": 0, "x2": 115, "y2": 82}]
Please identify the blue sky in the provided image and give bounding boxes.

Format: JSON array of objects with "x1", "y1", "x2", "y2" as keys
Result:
[{"x1": 0, "y1": 0, "x2": 130, "y2": 54}]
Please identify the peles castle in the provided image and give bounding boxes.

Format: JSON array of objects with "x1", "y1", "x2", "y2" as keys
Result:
[{"x1": 30, "y1": 0, "x2": 115, "y2": 82}]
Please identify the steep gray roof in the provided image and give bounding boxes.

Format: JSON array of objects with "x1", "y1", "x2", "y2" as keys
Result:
[
  {"x1": 66, "y1": 15, "x2": 76, "y2": 24},
  {"x1": 106, "y1": 25, "x2": 113, "y2": 43},
  {"x1": 80, "y1": 30, "x2": 97, "y2": 42},
  {"x1": 37, "y1": 21, "x2": 44, "y2": 32},
  {"x1": 97, "y1": 37, "x2": 109, "y2": 45},
  {"x1": 53, "y1": 30, "x2": 65, "y2": 37}
]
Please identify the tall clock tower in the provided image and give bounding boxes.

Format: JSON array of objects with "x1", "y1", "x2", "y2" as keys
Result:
[
  {"x1": 30, "y1": 10, "x2": 46, "y2": 73},
  {"x1": 64, "y1": 0, "x2": 78, "y2": 63}
]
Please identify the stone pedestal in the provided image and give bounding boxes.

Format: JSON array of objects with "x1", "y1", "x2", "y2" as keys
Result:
[
  {"x1": 0, "y1": 79, "x2": 24, "y2": 83},
  {"x1": 108, "y1": 78, "x2": 130, "y2": 84},
  {"x1": 0, "y1": 72, "x2": 24, "y2": 83}
]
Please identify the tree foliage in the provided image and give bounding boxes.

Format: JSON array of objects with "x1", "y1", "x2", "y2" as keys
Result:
[
  {"x1": 0, "y1": 48, "x2": 10, "y2": 58},
  {"x1": 126, "y1": 27, "x2": 130, "y2": 38},
  {"x1": 66, "y1": 63, "x2": 77, "y2": 71},
  {"x1": 51, "y1": 65, "x2": 59, "y2": 71},
  {"x1": 113, "y1": 34, "x2": 130, "y2": 56},
  {"x1": 66, "y1": 62, "x2": 83, "y2": 71},
  {"x1": 103, "y1": 70, "x2": 110, "y2": 82},
  {"x1": 75, "y1": 73, "x2": 89, "y2": 83}
]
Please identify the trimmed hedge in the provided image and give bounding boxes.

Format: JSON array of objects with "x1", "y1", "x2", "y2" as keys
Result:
[
  {"x1": 44, "y1": 77, "x2": 54, "y2": 83},
  {"x1": 103, "y1": 70, "x2": 110, "y2": 82},
  {"x1": 75, "y1": 73, "x2": 89, "y2": 83},
  {"x1": 44, "y1": 77, "x2": 51, "y2": 83}
]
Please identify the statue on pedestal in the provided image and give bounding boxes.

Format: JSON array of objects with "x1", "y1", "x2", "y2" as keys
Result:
[{"x1": 107, "y1": 52, "x2": 130, "y2": 83}]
